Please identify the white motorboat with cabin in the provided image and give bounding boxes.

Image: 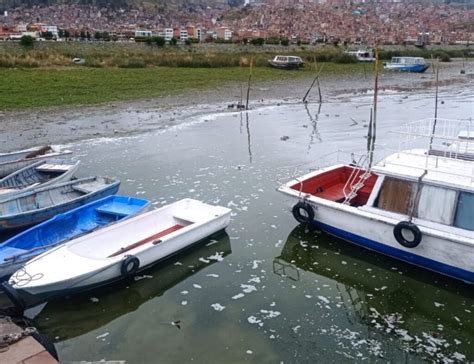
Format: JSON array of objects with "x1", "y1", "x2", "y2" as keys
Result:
[
  {"x1": 3, "y1": 198, "x2": 232, "y2": 309},
  {"x1": 268, "y1": 55, "x2": 304, "y2": 69},
  {"x1": 345, "y1": 50, "x2": 375, "y2": 62},
  {"x1": 384, "y1": 57, "x2": 429, "y2": 73},
  {"x1": 278, "y1": 118, "x2": 473, "y2": 284}
]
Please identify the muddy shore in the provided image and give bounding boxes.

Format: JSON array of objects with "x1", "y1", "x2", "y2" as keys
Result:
[{"x1": 1, "y1": 60, "x2": 472, "y2": 152}]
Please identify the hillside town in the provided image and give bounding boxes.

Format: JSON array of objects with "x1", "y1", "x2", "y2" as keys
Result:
[{"x1": 0, "y1": 0, "x2": 472, "y2": 45}]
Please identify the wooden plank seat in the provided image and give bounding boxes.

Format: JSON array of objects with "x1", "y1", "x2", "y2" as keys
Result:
[
  {"x1": 35, "y1": 164, "x2": 72, "y2": 173},
  {"x1": 313, "y1": 183, "x2": 347, "y2": 202},
  {"x1": 108, "y1": 224, "x2": 184, "y2": 257},
  {"x1": 72, "y1": 183, "x2": 100, "y2": 194}
]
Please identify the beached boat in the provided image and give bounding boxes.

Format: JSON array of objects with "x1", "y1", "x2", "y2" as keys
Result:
[
  {"x1": 0, "y1": 145, "x2": 72, "y2": 178},
  {"x1": 345, "y1": 50, "x2": 375, "y2": 62},
  {"x1": 0, "y1": 159, "x2": 80, "y2": 200},
  {"x1": 384, "y1": 57, "x2": 429, "y2": 73},
  {"x1": 0, "y1": 195, "x2": 150, "y2": 282},
  {"x1": 3, "y1": 198, "x2": 231, "y2": 309},
  {"x1": 268, "y1": 55, "x2": 304, "y2": 69},
  {"x1": 0, "y1": 176, "x2": 120, "y2": 232},
  {"x1": 278, "y1": 118, "x2": 474, "y2": 284}
]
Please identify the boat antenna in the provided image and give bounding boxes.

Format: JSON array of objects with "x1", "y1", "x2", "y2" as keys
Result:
[
  {"x1": 368, "y1": 47, "x2": 379, "y2": 168},
  {"x1": 429, "y1": 58, "x2": 440, "y2": 151}
]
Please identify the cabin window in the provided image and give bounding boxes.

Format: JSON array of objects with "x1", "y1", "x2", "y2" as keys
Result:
[
  {"x1": 376, "y1": 178, "x2": 417, "y2": 215},
  {"x1": 454, "y1": 192, "x2": 474, "y2": 231},
  {"x1": 415, "y1": 185, "x2": 456, "y2": 224}
]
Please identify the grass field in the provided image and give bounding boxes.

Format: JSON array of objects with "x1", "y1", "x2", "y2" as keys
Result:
[{"x1": 0, "y1": 63, "x2": 372, "y2": 110}]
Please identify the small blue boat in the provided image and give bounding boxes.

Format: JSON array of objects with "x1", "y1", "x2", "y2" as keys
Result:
[
  {"x1": 383, "y1": 57, "x2": 429, "y2": 73},
  {"x1": 0, "y1": 195, "x2": 150, "y2": 282},
  {"x1": 0, "y1": 176, "x2": 120, "y2": 232}
]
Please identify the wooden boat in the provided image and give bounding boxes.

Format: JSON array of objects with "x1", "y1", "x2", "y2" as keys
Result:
[
  {"x1": 0, "y1": 176, "x2": 120, "y2": 232},
  {"x1": 0, "y1": 145, "x2": 72, "y2": 178},
  {"x1": 383, "y1": 57, "x2": 429, "y2": 73},
  {"x1": 3, "y1": 198, "x2": 231, "y2": 309},
  {"x1": 0, "y1": 195, "x2": 150, "y2": 282},
  {"x1": 0, "y1": 159, "x2": 80, "y2": 201},
  {"x1": 268, "y1": 55, "x2": 304, "y2": 69},
  {"x1": 278, "y1": 118, "x2": 474, "y2": 284}
]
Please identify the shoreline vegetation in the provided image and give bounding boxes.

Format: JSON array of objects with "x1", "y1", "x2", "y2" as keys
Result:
[{"x1": 0, "y1": 42, "x2": 471, "y2": 110}]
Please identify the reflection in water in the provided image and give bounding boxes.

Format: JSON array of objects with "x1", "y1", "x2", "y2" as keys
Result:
[
  {"x1": 36, "y1": 233, "x2": 232, "y2": 342},
  {"x1": 304, "y1": 102, "x2": 322, "y2": 152},
  {"x1": 245, "y1": 112, "x2": 252, "y2": 163},
  {"x1": 275, "y1": 225, "x2": 474, "y2": 362}
]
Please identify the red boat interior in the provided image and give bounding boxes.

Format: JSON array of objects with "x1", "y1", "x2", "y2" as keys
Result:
[{"x1": 290, "y1": 166, "x2": 377, "y2": 206}]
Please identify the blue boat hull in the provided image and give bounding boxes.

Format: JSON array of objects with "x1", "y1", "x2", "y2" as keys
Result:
[
  {"x1": 310, "y1": 220, "x2": 474, "y2": 284},
  {"x1": 385, "y1": 64, "x2": 429, "y2": 73},
  {"x1": 0, "y1": 195, "x2": 150, "y2": 282}
]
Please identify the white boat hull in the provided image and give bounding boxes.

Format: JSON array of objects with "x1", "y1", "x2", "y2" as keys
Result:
[
  {"x1": 4, "y1": 199, "x2": 231, "y2": 308},
  {"x1": 279, "y1": 188, "x2": 474, "y2": 283}
]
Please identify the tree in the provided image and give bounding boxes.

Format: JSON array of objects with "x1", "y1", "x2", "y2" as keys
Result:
[
  {"x1": 94, "y1": 31, "x2": 102, "y2": 40},
  {"x1": 64, "y1": 30, "x2": 70, "y2": 39},
  {"x1": 281, "y1": 38, "x2": 289, "y2": 46},
  {"x1": 20, "y1": 35, "x2": 35, "y2": 47},
  {"x1": 170, "y1": 37, "x2": 178, "y2": 46},
  {"x1": 80, "y1": 30, "x2": 86, "y2": 40},
  {"x1": 250, "y1": 37, "x2": 264, "y2": 46},
  {"x1": 58, "y1": 29, "x2": 64, "y2": 38},
  {"x1": 155, "y1": 37, "x2": 166, "y2": 47}
]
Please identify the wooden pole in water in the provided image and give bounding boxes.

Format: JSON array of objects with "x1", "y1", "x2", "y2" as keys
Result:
[
  {"x1": 245, "y1": 58, "x2": 253, "y2": 110},
  {"x1": 369, "y1": 48, "x2": 379, "y2": 168}
]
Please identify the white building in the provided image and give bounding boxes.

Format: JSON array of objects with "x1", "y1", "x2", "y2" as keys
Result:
[
  {"x1": 135, "y1": 29, "x2": 152, "y2": 37},
  {"x1": 179, "y1": 29, "x2": 188, "y2": 41},
  {"x1": 43, "y1": 25, "x2": 58, "y2": 38},
  {"x1": 164, "y1": 28, "x2": 173, "y2": 41}
]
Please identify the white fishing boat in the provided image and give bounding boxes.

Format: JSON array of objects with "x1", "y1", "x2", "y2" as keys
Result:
[
  {"x1": 268, "y1": 55, "x2": 304, "y2": 69},
  {"x1": 278, "y1": 118, "x2": 474, "y2": 284},
  {"x1": 0, "y1": 159, "x2": 80, "y2": 200},
  {"x1": 0, "y1": 145, "x2": 72, "y2": 178},
  {"x1": 345, "y1": 50, "x2": 375, "y2": 62},
  {"x1": 3, "y1": 198, "x2": 232, "y2": 309}
]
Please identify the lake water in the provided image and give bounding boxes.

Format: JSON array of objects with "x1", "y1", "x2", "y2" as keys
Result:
[{"x1": 19, "y1": 84, "x2": 474, "y2": 362}]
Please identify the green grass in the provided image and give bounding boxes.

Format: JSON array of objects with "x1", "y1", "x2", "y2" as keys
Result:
[{"x1": 0, "y1": 63, "x2": 369, "y2": 110}]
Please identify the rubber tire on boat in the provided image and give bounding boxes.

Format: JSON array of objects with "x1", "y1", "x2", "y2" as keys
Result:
[
  {"x1": 292, "y1": 202, "x2": 315, "y2": 225},
  {"x1": 121, "y1": 255, "x2": 140, "y2": 277},
  {"x1": 393, "y1": 221, "x2": 422, "y2": 248}
]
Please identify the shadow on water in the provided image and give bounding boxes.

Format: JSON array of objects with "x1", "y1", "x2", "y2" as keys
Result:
[
  {"x1": 34, "y1": 233, "x2": 232, "y2": 342},
  {"x1": 275, "y1": 225, "x2": 474, "y2": 361}
]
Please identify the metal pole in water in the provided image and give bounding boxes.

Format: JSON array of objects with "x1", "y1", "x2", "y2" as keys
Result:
[{"x1": 245, "y1": 58, "x2": 253, "y2": 110}]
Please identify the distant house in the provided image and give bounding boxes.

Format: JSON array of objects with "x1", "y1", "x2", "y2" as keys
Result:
[{"x1": 135, "y1": 29, "x2": 152, "y2": 38}]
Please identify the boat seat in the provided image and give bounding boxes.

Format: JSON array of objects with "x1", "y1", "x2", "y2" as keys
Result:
[
  {"x1": 0, "y1": 247, "x2": 27, "y2": 262},
  {"x1": 313, "y1": 183, "x2": 347, "y2": 202},
  {"x1": 108, "y1": 224, "x2": 184, "y2": 257},
  {"x1": 72, "y1": 183, "x2": 98, "y2": 194},
  {"x1": 35, "y1": 164, "x2": 72, "y2": 172},
  {"x1": 95, "y1": 203, "x2": 137, "y2": 218}
]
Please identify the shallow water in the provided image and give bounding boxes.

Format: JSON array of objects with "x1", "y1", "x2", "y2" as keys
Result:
[{"x1": 18, "y1": 84, "x2": 474, "y2": 362}]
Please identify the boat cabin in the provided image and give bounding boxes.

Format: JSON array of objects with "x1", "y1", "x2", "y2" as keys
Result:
[{"x1": 389, "y1": 57, "x2": 426, "y2": 65}]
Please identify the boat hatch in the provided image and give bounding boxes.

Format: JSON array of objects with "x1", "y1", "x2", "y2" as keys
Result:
[
  {"x1": 290, "y1": 166, "x2": 377, "y2": 206},
  {"x1": 96, "y1": 204, "x2": 140, "y2": 219}
]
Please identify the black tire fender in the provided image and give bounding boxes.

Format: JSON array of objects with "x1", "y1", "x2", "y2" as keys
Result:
[
  {"x1": 121, "y1": 255, "x2": 140, "y2": 277},
  {"x1": 292, "y1": 202, "x2": 315, "y2": 225},
  {"x1": 393, "y1": 221, "x2": 422, "y2": 248}
]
